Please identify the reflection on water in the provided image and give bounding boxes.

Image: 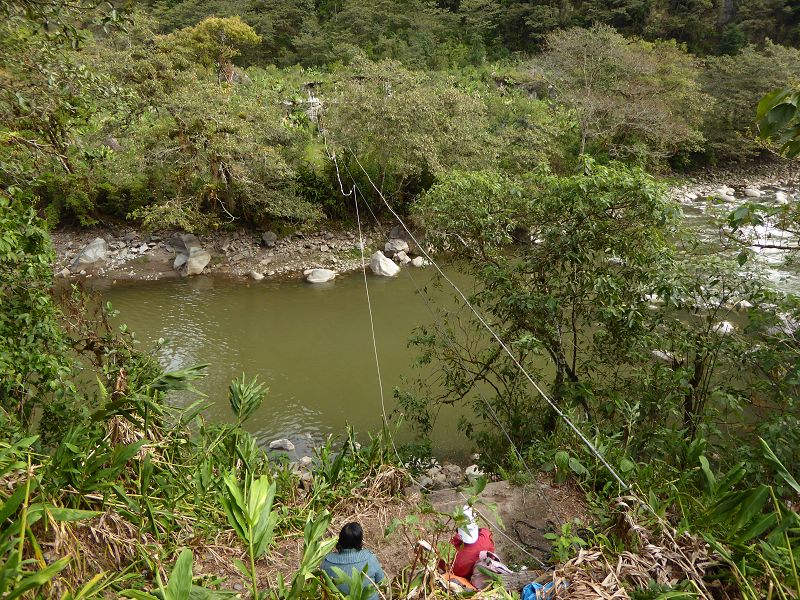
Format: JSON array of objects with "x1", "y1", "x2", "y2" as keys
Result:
[{"x1": 100, "y1": 270, "x2": 473, "y2": 459}]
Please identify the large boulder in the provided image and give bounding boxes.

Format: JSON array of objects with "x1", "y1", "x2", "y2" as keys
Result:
[
  {"x1": 384, "y1": 238, "x2": 409, "y2": 258},
  {"x1": 306, "y1": 268, "x2": 336, "y2": 283},
  {"x1": 167, "y1": 233, "x2": 202, "y2": 255},
  {"x1": 370, "y1": 251, "x2": 400, "y2": 277},
  {"x1": 269, "y1": 438, "x2": 295, "y2": 452},
  {"x1": 184, "y1": 247, "x2": 211, "y2": 276},
  {"x1": 69, "y1": 238, "x2": 108, "y2": 272}
]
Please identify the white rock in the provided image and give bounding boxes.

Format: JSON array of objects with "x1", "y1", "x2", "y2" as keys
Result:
[
  {"x1": 744, "y1": 188, "x2": 763, "y2": 198},
  {"x1": 651, "y1": 349, "x2": 674, "y2": 362},
  {"x1": 269, "y1": 439, "x2": 295, "y2": 452},
  {"x1": 320, "y1": 244, "x2": 330, "y2": 252},
  {"x1": 713, "y1": 321, "x2": 736, "y2": 334},
  {"x1": 369, "y1": 251, "x2": 400, "y2": 277},
  {"x1": 735, "y1": 299, "x2": 753, "y2": 310},
  {"x1": 385, "y1": 239, "x2": 409, "y2": 255},
  {"x1": 299, "y1": 456, "x2": 313, "y2": 468},
  {"x1": 69, "y1": 238, "x2": 108, "y2": 272},
  {"x1": 184, "y1": 247, "x2": 211, "y2": 275},
  {"x1": 58, "y1": 267, "x2": 71, "y2": 278},
  {"x1": 250, "y1": 270, "x2": 264, "y2": 281},
  {"x1": 465, "y1": 464, "x2": 485, "y2": 481},
  {"x1": 411, "y1": 256, "x2": 429, "y2": 268},
  {"x1": 775, "y1": 191, "x2": 789, "y2": 204},
  {"x1": 715, "y1": 186, "x2": 735, "y2": 197},
  {"x1": 306, "y1": 268, "x2": 336, "y2": 283},
  {"x1": 394, "y1": 250, "x2": 412, "y2": 265}
]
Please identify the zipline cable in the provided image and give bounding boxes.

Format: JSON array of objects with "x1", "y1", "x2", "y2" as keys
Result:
[
  {"x1": 326, "y1": 140, "x2": 549, "y2": 568},
  {"x1": 340, "y1": 160, "x2": 544, "y2": 490},
  {"x1": 347, "y1": 150, "x2": 629, "y2": 491}
]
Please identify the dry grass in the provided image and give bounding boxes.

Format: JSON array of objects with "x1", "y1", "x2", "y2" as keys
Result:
[{"x1": 547, "y1": 496, "x2": 727, "y2": 600}]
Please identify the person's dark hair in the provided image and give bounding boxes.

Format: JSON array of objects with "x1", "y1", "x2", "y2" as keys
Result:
[{"x1": 337, "y1": 522, "x2": 363, "y2": 551}]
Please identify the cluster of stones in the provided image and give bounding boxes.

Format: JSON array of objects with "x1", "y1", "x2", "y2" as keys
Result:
[
  {"x1": 413, "y1": 460, "x2": 485, "y2": 491},
  {"x1": 306, "y1": 226, "x2": 431, "y2": 284}
]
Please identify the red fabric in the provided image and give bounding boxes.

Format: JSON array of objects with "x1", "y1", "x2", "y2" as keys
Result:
[{"x1": 441, "y1": 528, "x2": 495, "y2": 578}]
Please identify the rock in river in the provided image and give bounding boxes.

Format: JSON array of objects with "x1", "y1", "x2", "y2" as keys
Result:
[
  {"x1": 306, "y1": 268, "x2": 336, "y2": 283},
  {"x1": 744, "y1": 188, "x2": 763, "y2": 198},
  {"x1": 411, "y1": 256, "x2": 429, "y2": 268},
  {"x1": 69, "y1": 238, "x2": 108, "y2": 272},
  {"x1": 269, "y1": 438, "x2": 295, "y2": 451},
  {"x1": 370, "y1": 251, "x2": 400, "y2": 277},
  {"x1": 250, "y1": 270, "x2": 265, "y2": 281}
]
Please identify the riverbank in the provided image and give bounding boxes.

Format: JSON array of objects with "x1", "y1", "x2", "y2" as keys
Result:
[{"x1": 50, "y1": 160, "x2": 799, "y2": 284}]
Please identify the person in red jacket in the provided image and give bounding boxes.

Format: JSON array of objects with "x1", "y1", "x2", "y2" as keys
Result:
[{"x1": 442, "y1": 506, "x2": 495, "y2": 579}]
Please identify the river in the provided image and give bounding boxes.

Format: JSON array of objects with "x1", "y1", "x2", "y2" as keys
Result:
[
  {"x1": 99, "y1": 184, "x2": 799, "y2": 460},
  {"x1": 101, "y1": 268, "x2": 476, "y2": 459}
]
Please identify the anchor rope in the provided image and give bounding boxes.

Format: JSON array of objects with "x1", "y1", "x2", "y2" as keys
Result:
[
  {"x1": 324, "y1": 135, "x2": 549, "y2": 567},
  {"x1": 347, "y1": 150, "x2": 629, "y2": 490}
]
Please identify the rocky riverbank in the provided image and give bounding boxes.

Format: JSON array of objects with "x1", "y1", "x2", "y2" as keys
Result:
[
  {"x1": 50, "y1": 161, "x2": 799, "y2": 284},
  {"x1": 51, "y1": 224, "x2": 429, "y2": 283},
  {"x1": 668, "y1": 157, "x2": 800, "y2": 203}
]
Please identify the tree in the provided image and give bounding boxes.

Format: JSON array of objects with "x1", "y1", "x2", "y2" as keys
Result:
[
  {"x1": 169, "y1": 16, "x2": 261, "y2": 82},
  {"x1": 407, "y1": 161, "x2": 799, "y2": 469},
  {"x1": 324, "y1": 57, "x2": 492, "y2": 206},
  {"x1": 0, "y1": 189, "x2": 72, "y2": 429},
  {"x1": 702, "y1": 42, "x2": 800, "y2": 162},
  {"x1": 537, "y1": 25, "x2": 709, "y2": 168},
  {"x1": 410, "y1": 162, "x2": 678, "y2": 436}
]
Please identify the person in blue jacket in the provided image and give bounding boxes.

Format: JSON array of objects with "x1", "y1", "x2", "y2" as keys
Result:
[{"x1": 321, "y1": 522, "x2": 386, "y2": 599}]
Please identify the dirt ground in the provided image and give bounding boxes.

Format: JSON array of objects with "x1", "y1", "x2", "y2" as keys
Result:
[{"x1": 174, "y1": 477, "x2": 589, "y2": 594}]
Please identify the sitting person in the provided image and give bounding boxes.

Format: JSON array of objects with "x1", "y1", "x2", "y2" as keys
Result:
[
  {"x1": 321, "y1": 522, "x2": 387, "y2": 599},
  {"x1": 441, "y1": 506, "x2": 495, "y2": 579}
]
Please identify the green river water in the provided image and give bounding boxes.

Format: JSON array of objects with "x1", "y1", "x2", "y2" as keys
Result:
[
  {"x1": 98, "y1": 186, "x2": 799, "y2": 460},
  {"x1": 101, "y1": 269, "x2": 475, "y2": 459}
]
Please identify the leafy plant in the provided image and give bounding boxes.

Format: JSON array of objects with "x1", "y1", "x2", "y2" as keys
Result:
[
  {"x1": 544, "y1": 522, "x2": 587, "y2": 564},
  {"x1": 120, "y1": 549, "x2": 235, "y2": 600},
  {"x1": 219, "y1": 472, "x2": 279, "y2": 599}
]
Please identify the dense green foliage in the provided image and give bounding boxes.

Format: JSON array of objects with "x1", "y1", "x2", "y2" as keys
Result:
[
  {"x1": 1, "y1": 0, "x2": 799, "y2": 228},
  {"x1": 2, "y1": 0, "x2": 800, "y2": 598}
]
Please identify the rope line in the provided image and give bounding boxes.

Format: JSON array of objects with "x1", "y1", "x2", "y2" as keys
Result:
[
  {"x1": 340, "y1": 160, "x2": 543, "y2": 489},
  {"x1": 325, "y1": 141, "x2": 548, "y2": 567},
  {"x1": 327, "y1": 138, "x2": 707, "y2": 592},
  {"x1": 347, "y1": 150, "x2": 629, "y2": 490}
]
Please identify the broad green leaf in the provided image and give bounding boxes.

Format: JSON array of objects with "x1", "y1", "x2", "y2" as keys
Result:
[
  {"x1": 164, "y1": 549, "x2": 193, "y2": 600},
  {"x1": 760, "y1": 437, "x2": 800, "y2": 496}
]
